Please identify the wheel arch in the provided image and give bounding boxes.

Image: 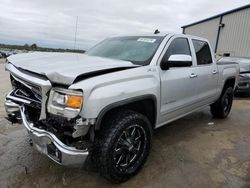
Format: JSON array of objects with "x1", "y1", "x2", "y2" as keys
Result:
[
  {"x1": 95, "y1": 95, "x2": 157, "y2": 130},
  {"x1": 223, "y1": 77, "x2": 236, "y2": 91}
]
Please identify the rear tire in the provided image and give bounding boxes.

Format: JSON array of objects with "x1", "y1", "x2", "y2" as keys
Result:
[
  {"x1": 210, "y1": 86, "x2": 234, "y2": 118},
  {"x1": 93, "y1": 109, "x2": 152, "y2": 183}
]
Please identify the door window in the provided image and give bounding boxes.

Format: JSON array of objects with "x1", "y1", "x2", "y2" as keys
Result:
[
  {"x1": 192, "y1": 39, "x2": 212, "y2": 65},
  {"x1": 162, "y1": 38, "x2": 191, "y2": 63}
]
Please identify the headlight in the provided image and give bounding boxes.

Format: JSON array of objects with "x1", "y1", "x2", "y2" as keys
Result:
[{"x1": 47, "y1": 88, "x2": 83, "y2": 118}]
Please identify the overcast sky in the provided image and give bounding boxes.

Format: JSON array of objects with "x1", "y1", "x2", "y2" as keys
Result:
[{"x1": 0, "y1": 0, "x2": 250, "y2": 50}]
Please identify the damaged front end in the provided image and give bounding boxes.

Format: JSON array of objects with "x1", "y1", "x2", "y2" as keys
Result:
[{"x1": 5, "y1": 63, "x2": 91, "y2": 167}]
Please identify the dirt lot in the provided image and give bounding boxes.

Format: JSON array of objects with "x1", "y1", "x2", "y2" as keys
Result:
[{"x1": 0, "y1": 58, "x2": 250, "y2": 188}]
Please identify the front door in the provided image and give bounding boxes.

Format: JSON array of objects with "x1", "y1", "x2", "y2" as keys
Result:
[{"x1": 158, "y1": 36, "x2": 198, "y2": 126}]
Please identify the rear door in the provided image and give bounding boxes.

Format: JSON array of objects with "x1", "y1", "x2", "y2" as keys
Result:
[
  {"x1": 191, "y1": 39, "x2": 219, "y2": 104},
  {"x1": 158, "y1": 36, "x2": 198, "y2": 125}
]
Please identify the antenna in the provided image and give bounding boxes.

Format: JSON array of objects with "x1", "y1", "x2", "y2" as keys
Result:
[{"x1": 74, "y1": 16, "x2": 78, "y2": 50}]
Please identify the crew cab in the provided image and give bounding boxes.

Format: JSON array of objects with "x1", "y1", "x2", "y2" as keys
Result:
[{"x1": 4, "y1": 33, "x2": 239, "y2": 183}]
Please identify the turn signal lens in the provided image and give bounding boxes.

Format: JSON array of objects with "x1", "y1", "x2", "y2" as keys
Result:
[{"x1": 66, "y1": 95, "x2": 83, "y2": 108}]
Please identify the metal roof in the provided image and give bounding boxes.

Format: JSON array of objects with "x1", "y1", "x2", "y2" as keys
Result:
[{"x1": 182, "y1": 4, "x2": 250, "y2": 28}]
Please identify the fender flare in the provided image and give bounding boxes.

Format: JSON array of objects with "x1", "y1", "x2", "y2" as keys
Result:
[{"x1": 94, "y1": 94, "x2": 157, "y2": 130}]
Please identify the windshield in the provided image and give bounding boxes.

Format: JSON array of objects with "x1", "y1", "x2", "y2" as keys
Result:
[{"x1": 86, "y1": 36, "x2": 164, "y2": 65}]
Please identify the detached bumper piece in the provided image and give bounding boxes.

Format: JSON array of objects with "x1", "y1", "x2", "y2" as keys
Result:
[{"x1": 5, "y1": 99, "x2": 89, "y2": 167}]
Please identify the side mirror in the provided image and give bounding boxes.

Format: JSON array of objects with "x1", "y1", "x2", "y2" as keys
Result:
[{"x1": 161, "y1": 54, "x2": 192, "y2": 70}]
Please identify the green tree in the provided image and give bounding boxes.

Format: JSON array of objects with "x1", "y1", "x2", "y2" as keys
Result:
[
  {"x1": 30, "y1": 43, "x2": 37, "y2": 49},
  {"x1": 24, "y1": 43, "x2": 29, "y2": 50}
]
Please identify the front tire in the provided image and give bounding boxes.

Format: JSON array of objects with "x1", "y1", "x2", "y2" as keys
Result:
[
  {"x1": 210, "y1": 86, "x2": 234, "y2": 118},
  {"x1": 93, "y1": 110, "x2": 152, "y2": 183}
]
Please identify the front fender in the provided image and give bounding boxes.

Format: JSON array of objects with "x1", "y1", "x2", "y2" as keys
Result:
[{"x1": 69, "y1": 66, "x2": 160, "y2": 120}]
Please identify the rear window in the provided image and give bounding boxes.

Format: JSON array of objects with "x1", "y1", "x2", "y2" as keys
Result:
[{"x1": 192, "y1": 39, "x2": 212, "y2": 65}]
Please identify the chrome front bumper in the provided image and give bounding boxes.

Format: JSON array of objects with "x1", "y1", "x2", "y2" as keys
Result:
[{"x1": 5, "y1": 100, "x2": 89, "y2": 168}]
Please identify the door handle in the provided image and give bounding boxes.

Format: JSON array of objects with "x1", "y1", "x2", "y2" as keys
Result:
[
  {"x1": 212, "y1": 70, "x2": 218, "y2": 74},
  {"x1": 190, "y1": 73, "x2": 198, "y2": 78}
]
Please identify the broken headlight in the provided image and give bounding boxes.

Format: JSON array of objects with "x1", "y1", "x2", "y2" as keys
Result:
[{"x1": 47, "y1": 88, "x2": 83, "y2": 118}]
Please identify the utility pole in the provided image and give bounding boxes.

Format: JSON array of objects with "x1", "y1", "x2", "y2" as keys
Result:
[{"x1": 74, "y1": 16, "x2": 78, "y2": 50}]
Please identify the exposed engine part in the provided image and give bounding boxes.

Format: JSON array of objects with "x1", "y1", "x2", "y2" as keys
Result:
[
  {"x1": 6, "y1": 74, "x2": 93, "y2": 151},
  {"x1": 72, "y1": 118, "x2": 96, "y2": 138},
  {"x1": 73, "y1": 124, "x2": 91, "y2": 138}
]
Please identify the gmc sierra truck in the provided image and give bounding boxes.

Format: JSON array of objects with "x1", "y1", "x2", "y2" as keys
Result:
[{"x1": 4, "y1": 33, "x2": 239, "y2": 183}]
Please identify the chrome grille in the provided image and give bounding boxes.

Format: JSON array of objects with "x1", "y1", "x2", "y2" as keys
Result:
[
  {"x1": 6, "y1": 63, "x2": 52, "y2": 120},
  {"x1": 10, "y1": 75, "x2": 42, "y2": 107}
]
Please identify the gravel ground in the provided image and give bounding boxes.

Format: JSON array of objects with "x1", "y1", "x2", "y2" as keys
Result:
[{"x1": 0, "y1": 58, "x2": 250, "y2": 188}]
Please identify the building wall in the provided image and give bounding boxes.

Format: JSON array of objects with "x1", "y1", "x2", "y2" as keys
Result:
[
  {"x1": 217, "y1": 7, "x2": 250, "y2": 57},
  {"x1": 184, "y1": 17, "x2": 220, "y2": 51},
  {"x1": 183, "y1": 7, "x2": 250, "y2": 58}
]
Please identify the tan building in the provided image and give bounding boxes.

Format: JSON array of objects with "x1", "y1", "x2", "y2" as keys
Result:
[{"x1": 182, "y1": 4, "x2": 250, "y2": 58}]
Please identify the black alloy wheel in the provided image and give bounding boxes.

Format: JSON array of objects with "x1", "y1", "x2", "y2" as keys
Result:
[
  {"x1": 211, "y1": 86, "x2": 234, "y2": 118},
  {"x1": 113, "y1": 124, "x2": 147, "y2": 173},
  {"x1": 93, "y1": 109, "x2": 152, "y2": 183}
]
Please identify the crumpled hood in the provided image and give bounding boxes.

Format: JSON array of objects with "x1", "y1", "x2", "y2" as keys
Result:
[{"x1": 7, "y1": 52, "x2": 137, "y2": 85}]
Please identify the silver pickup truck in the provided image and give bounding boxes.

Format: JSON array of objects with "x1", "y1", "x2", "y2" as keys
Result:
[{"x1": 5, "y1": 33, "x2": 239, "y2": 182}]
